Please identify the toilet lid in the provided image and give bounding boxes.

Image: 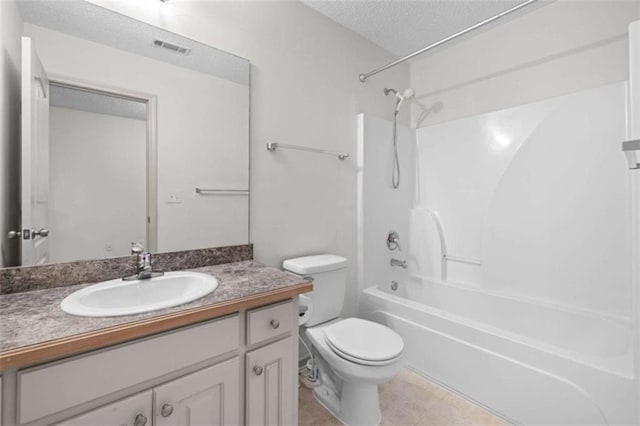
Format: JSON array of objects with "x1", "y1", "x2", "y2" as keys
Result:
[
  {"x1": 325, "y1": 339, "x2": 401, "y2": 366},
  {"x1": 323, "y1": 318, "x2": 404, "y2": 363}
]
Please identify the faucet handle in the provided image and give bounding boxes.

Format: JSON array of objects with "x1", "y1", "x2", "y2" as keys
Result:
[
  {"x1": 131, "y1": 241, "x2": 145, "y2": 255},
  {"x1": 387, "y1": 231, "x2": 402, "y2": 251},
  {"x1": 138, "y1": 252, "x2": 151, "y2": 269}
]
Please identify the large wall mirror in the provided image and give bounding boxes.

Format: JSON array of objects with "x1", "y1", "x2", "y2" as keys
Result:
[{"x1": 7, "y1": 0, "x2": 250, "y2": 267}]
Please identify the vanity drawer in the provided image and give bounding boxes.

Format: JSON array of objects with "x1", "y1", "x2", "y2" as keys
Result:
[
  {"x1": 246, "y1": 299, "x2": 295, "y2": 345},
  {"x1": 18, "y1": 314, "x2": 239, "y2": 424},
  {"x1": 53, "y1": 391, "x2": 152, "y2": 426}
]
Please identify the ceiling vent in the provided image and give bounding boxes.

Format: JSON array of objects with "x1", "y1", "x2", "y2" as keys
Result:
[{"x1": 153, "y1": 39, "x2": 191, "y2": 55}]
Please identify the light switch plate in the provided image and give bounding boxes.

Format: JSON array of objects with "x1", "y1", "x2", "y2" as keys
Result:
[{"x1": 167, "y1": 190, "x2": 182, "y2": 204}]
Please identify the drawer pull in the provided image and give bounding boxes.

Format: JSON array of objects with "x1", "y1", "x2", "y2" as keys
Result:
[
  {"x1": 253, "y1": 365, "x2": 264, "y2": 376},
  {"x1": 270, "y1": 319, "x2": 280, "y2": 329},
  {"x1": 161, "y1": 404, "x2": 174, "y2": 417},
  {"x1": 134, "y1": 414, "x2": 147, "y2": 426}
]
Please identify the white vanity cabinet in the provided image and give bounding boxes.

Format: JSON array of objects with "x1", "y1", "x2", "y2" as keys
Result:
[
  {"x1": 2, "y1": 297, "x2": 301, "y2": 426},
  {"x1": 53, "y1": 358, "x2": 240, "y2": 426},
  {"x1": 245, "y1": 300, "x2": 297, "y2": 426},
  {"x1": 246, "y1": 337, "x2": 295, "y2": 425},
  {"x1": 153, "y1": 357, "x2": 239, "y2": 426},
  {"x1": 54, "y1": 391, "x2": 153, "y2": 426},
  {"x1": 17, "y1": 315, "x2": 241, "y2": 425}
]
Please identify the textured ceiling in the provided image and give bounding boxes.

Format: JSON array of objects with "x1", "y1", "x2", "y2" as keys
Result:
[
  {"x1": 302, "y1": 0, "x2": 542, "y2": 58},
  {"x1": 18, "y1": 0, "x2": 250, "y2": 85}
]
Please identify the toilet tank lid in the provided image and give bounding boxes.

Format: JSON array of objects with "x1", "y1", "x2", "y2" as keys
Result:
[{"x1": 282, "y1": 254, "x2": 347, "y2": 274}]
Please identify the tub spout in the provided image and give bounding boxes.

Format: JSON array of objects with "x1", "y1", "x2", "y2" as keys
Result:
[{"x1": 390, "y1": 258, "x2": 408, "y2": 269}]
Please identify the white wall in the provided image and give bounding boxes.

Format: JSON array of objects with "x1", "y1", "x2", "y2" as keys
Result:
[
  {"x1": 415, "y1": 82, "x2": 631, "y2": 319},
  {"x1": 86, "y1": 0, "x2": 410, "y2": 315},
  {"x1": 48, "y1": 106, "x2": 146, "y2": 263},
  {"x1": 0, "y1": 0, "x2": 22, "y2": 267},
  {"x1": 629, "y1": 19, "x2": 640, "y2": 422},
  {"x1": 24, "y1": 23, "x2": 251, "y2": 254},
  {"x1": 410, "y1": 0, "x2": 640, "y2": 127},
  {"x1": 357, "y1": 114, "x2": 415, "y2": 296}
]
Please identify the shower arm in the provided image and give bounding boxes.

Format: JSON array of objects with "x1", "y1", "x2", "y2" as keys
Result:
[{"x1": 358, "y1": 0, "x2": 538, "y2": 83}]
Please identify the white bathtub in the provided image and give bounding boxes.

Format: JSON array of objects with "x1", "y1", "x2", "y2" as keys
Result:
[{"x1": 359, "y1": 278, "x2": 636, "y2": 425}]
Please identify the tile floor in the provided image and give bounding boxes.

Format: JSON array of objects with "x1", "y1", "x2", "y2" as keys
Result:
[{"x1": 298, "y1": 368, "x2": 511, "y2": 426}]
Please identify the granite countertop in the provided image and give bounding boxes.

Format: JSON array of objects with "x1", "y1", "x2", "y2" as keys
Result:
[{"x1": 0, "y1": 261, "x2": 311, "y2": 369}]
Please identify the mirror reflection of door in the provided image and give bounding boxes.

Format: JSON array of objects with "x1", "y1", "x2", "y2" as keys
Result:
[
  {"x1": 8, "y1": 1, "x2": 251, "y2": 269},
  {"x1": 47, "y1": 83, "x2": 149, "y2": 263},
  {"x1": 19, "y1": 36, "x2": 50, "y2": 265}
]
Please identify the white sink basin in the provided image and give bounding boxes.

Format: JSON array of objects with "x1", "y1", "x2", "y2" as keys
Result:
[{"x1": 60, "y1": 272, "x2": 218, "y2": 317}]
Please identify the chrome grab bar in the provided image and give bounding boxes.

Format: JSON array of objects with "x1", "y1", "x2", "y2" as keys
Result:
[
  {"x1": 266, "y1": 142, "x2": 349, "y2": 160},
  {"x1": 195, "y1": 187, "x2": 249, "y2": 195}
]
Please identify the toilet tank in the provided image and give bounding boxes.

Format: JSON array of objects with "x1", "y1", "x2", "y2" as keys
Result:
[{"x1": 282, "y1": 254, "x2": 347, "y2": 327}]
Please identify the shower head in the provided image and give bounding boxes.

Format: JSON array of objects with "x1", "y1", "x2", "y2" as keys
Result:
[
  {"x1": 400, "y1": 88, "x2": 415, "y2": 101},
  {"x1": 384, "y1": 87, "x2": 415, "y2": 112},
  {"x1": 395, "y1": 88, "x2": 415, "y2": 112}
]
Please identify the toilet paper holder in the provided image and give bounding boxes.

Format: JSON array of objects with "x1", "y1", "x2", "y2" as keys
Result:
[{"x1": 298, "y1": 294, "x2": 313, "y2": 326}]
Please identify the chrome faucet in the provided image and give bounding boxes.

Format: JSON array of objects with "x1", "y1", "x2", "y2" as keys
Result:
[
  {"x1": 123, "y1": 242, "x2": 164, "y2": 281},
  {"x1": 390, "y1": 258, "x2": 408, "y2": 269},
  {"x1": 387, "y1": 231, "x2": 402, "y2": 251}
]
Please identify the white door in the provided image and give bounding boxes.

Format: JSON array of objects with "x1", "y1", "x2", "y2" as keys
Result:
[
  {"x1": 20, "y1": 36, "x2": 50, "y2": 265},
  {"x1": 153, "y1": 357, "x2": 240, "y2": 426},
  {"x1": 246, "y1": 336, "x2": 295, "y2": 426}
]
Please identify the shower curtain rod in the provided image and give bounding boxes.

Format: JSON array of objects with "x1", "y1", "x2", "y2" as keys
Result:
[{"x1": 358, "y1": 0, "x2": 538, "y2": 83}]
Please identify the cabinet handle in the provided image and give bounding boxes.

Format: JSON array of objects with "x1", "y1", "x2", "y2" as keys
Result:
[
  {"x1": 161, "y1": 403, "x2": 174, "y2": 418},
  {"x1": 133, "y1": 414, "x2": 147, "y2": 426},
  {"x1": 270, "y1": 319, "x2": 280, "y2": 329},
  {"x1": 253, "y1": 365, "x2": 264, "y2": 376}
]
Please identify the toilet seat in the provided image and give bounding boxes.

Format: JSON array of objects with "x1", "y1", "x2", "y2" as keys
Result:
[{"x1": 322, "y1": 318, "x2": 404, "y2": 366}]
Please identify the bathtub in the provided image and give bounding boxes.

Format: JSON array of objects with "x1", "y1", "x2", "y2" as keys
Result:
[{"x1": 359, "y1": 278, "x2": 636, "y2": 425}]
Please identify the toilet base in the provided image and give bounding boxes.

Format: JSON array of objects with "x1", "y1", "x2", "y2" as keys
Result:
[{"x1": 312, "y1": 381, "x2": 382, "y2": 426}]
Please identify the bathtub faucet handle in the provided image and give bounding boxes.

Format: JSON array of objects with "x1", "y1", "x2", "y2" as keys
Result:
[{"x1": 387, "y1": 231, "x2": 402, "y2": 251}]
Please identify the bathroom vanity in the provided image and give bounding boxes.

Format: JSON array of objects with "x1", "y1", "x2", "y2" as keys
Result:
[{"x1": 0, "y1": 261, "x2": 311, "y2": 426}]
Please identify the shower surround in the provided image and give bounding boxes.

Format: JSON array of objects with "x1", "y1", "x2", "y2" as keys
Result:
[{"x1": 357, "y1": 80, "x2": 636, "y2": 424}]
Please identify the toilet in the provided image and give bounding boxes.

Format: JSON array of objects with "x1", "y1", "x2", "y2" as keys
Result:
[{"x1": 283, "y1": 254, "x2": 404, "y2": 426}]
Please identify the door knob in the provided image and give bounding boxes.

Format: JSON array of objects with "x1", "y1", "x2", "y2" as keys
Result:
[
  {"x1": 270, "y1": 319, "x2": 280, "y2": 329},
  {"x1": 253, "y1": 365, "x2": 264, "y2": 376},
  {"x1": 161, "y1": 403, "x2": 174, "y2": 417},
  {"x1": 31, "y1": 228, "x2": 49, "y2": 237},
  {"x1": 7, "y1": 230, "x2": 21, "y2": 239},
  {"x1": 133, "y1": 414, "x2": 147, "y2": 426}
]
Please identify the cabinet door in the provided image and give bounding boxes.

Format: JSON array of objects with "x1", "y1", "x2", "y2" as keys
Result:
[
  {"x1": 54, "y1": 391, "x2": 152, "y2": 426},
  {"x1": 153, "y1": 357, "x2": 239, "y2": 426},
  {"x1": 246, "y1": 336, "x2": 294, "y2": 426}
]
